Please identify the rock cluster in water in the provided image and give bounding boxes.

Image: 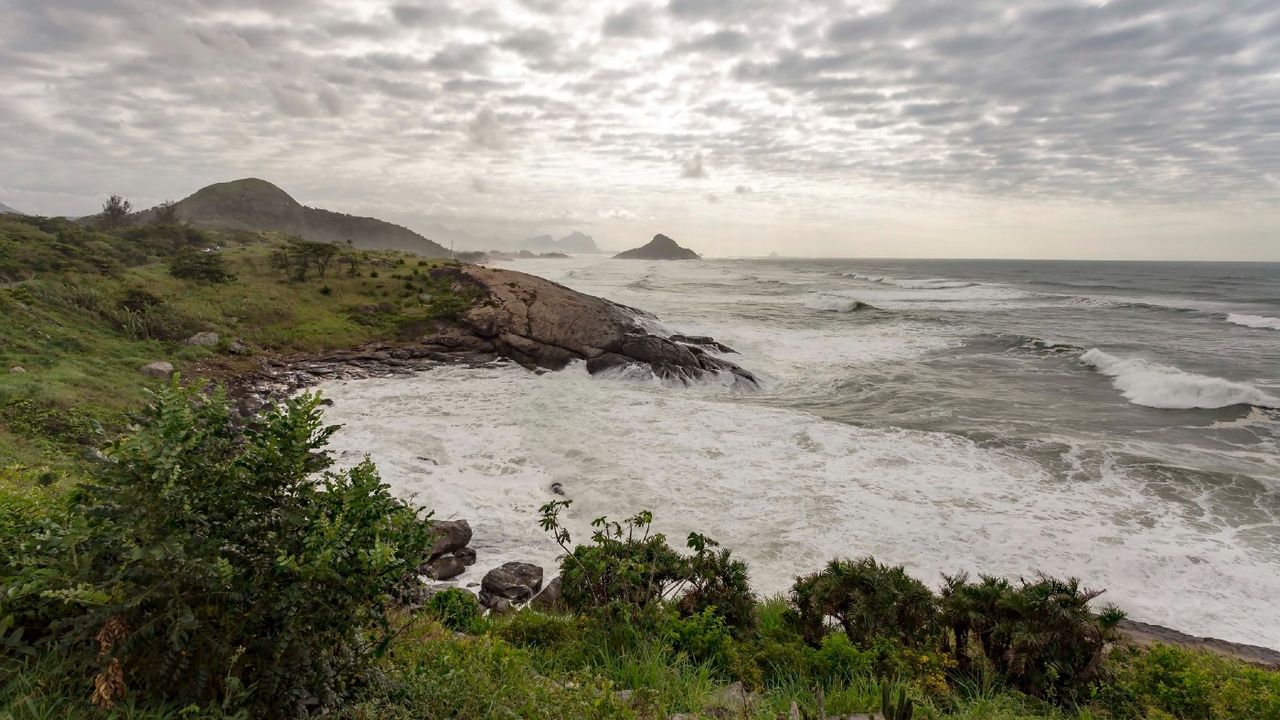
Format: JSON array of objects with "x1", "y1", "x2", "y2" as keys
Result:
[{"x1": 613, "y1": 233, "x2": 700, "y2": 260}]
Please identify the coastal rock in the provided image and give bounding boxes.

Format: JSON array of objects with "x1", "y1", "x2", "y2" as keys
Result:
[
  {"x1": 614, "y1": 234, "x2": 700, "y2": 260},
  {"x1": 429, "y1": 519, "x2": 473, "y2": 559},
  {"x1": 184, "y1": 331, "x2": 220, "y2": 347},
  {"x1": 426, "y1": 555, "x2": 466, "y2": 581},
  {"x1": 139, "y1": 361, "x2": 174, "y2": 378},
  {"x1": 428, "y1": 265, "x2": 756, "y2": 387},
  {"x1": 481, "y1": 561, "x2": 543, "y2": 602},
  {"x1": 669, "y1": 334, "x2": 737, "y2": 354},
  {"x1": 452, "y1": 546, "x2": 477, "y2": 566},
  {"x1": 529, "y1": 576, "x2": 563, "y2": 611}
]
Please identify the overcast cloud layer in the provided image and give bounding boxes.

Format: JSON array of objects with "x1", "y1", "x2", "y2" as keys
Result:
[{"x1": 1, "y1": 0, "x2": 1277, "y2": 258}]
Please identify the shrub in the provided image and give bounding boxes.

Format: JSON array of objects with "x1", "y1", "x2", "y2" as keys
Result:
[
  {"x1": 496, "y1": 610, "x2": 578, "y2": 649},
  {"x1": 939, "y1": 572, "x2": 1123, "y2": 700},
  {"x1": 665, "y1": 608, "x2": 737, "y2": 672},
  {"x1": 790, "y1": 557, "x2": 937, "y2": 649},
  {"x1": 425, "y1": 588, "x2": 481, "y2": 633},
  {"x1": 680, "y1": 532, "x2": 756, "y2": 636},
  {"x1": 4, "y1": 382, "x2": 433, "y2": 716},
  {"x1": 1096, "y1": 643, "x2": 1280, "y2": 719},
  {"x1": 168, "y1": 249, "x2": 233, "y2": 283}
]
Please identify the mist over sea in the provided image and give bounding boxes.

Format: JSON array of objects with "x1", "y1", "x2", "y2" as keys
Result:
[{"x1": 319, "y1": 257, "x2": 1280, "y2": 647}]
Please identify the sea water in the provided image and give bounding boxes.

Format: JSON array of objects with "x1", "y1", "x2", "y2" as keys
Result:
[{"x1": 318, "y1": 257, "x2": 1280, "y2": 647}]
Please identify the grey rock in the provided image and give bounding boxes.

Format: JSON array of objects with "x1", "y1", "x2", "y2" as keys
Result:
[
  {"x1": 227, "y1": 339, "x2": 251, "y2": 355},
  {"x1": 139, "y1": 361, "x2": 174, "y2": 378},
  {"x1": 481, "y1": 561, "x2": 543, "y2": 602},
  {"x1": 710, "y1": 681, "x2": 750, "y2": 711},
  {"x1": 184, "y1": 331, "x2": 219, "y2": 347},
  {"x1": 9, "y1": 366, "x2": 25, "y2": 373},
  {"x1": 529, "y1": 576, "x2": 563, "y2": 611},
  {"x1": 427, "y1": 555, "x2": 466, "y2": 581},
  {"x1": 613, "y1": 233, "x2": 700, "y2": 260},
  {"x1": 452, "y1": 546, "x2": 477, "y2": 566},
  {"x1": 429, "y1": 519, "x2": 473, "y2": 559}
]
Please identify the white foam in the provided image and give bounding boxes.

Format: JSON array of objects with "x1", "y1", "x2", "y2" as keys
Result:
[
  {"x1": 318, "y1": 364, "x2": 1280, "y2": 648},
  {"x1": 1227, "y1": 313, "x2": 1280, "y2": 331},
  {"x1": 844, "y1": 273, "x2": 977, "y2": 290},
  {"x1": 1081, "y1": 349, "x2": 1279, "y2": 410}
]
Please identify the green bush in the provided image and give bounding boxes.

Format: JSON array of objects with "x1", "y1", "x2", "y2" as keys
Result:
[
  {"x1": 665, "y1": 608, "x2": 737, "y2": 672},
  {"x1": 425, "y1": 588, "x2": 482, "y2": 633},
  {"x1": 939, "y1": 572, "x2": 1122, "y2": 700},
  {"x1": 790, "y1": 557, "x2": 937, "y2": 649},
  {"x1": 496, "y1": 610, "x2": 579, "y2": 649},
  {"x1": 168, "y1": 248, "x2": 234, "y2": 283},
  {"x1": 679, "y1": 532, "x2": 757, "y2": 636},
  {"x1": 2, "y1": 382, "x2": 434, "y2": 717},
  {"x1": 1096, "y1": 643, "x2": 1280, "y2": 719}
]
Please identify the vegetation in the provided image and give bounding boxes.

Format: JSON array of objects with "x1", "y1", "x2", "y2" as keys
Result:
[
  {"x1": 0, "y1": 210, "x2": 470, "y2": 473},
  {"x1": 1, "y1": 205, "x2": 1277, "y2": 719}
]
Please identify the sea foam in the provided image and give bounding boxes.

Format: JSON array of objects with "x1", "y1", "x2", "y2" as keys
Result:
[
  {"x1": 1080, "y1": 349, "x2": 1279, "y2": 410},
  {"x1": 1227, "y1": 313, "x2": 1280, "y2": 331}
]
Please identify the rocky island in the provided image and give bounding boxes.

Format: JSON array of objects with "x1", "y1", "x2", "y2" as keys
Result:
[{"x1": 613, "y1": 233, "x2": 700, "y2": 260}]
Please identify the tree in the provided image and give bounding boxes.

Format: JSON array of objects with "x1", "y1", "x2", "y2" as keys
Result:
[
  {"x1": 153, "y1": 200, "x2": 178, "y2": 224},
  {"x1": 101, "y1": 194, "x2": 132, "y2": 228},
  {"x1": 169, "y1": 248, "x2": 233, "y2": 283}
]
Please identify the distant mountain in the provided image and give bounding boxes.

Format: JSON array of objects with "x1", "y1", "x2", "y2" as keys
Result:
[
  {"x1": 517, "y1": 230, "x2": 600, "y2": 254},
  {"x1": 0, "y1": 202, "x2": 25, "y2": 215},
  {"x1": 613, "y1": 234, "x2": 700, "y2": 260},
  {"x1": 136, "y1": 178, "x2": 449, "y2": 257}
]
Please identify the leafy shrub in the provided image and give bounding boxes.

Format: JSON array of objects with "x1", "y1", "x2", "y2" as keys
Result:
[
  {"x1": 168, "y1": 248, "x2": 233, "y2": 283},
  {"x1": 3, "y1": 382, "x2": 433, "y2": 716},
  {"x1": 810, "y1": 632, "x2": 875, "y2": 686},
  {"x1": 425, "y1": 588, "x2": 481, "y2": 633},
  {"x1": 665, "y1": 608, "x2": 737, "y2": 671},
  {"x1": 1096, "y1": 643, "x2": 1280, "y2": 719},
  {"x1": 790, "y1": 557, "x2": 937, "y2": 649},
  {"x1": 680, "y1": 532, "x2": 756, "y2": 636},
  {"x1": 939, "y1": 572, "x2": 1123, "y2": 699}
]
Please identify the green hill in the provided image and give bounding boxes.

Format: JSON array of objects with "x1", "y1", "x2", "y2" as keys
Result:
[{"x1": 137, "y1": 178, "x2": 450, "y2": 257}]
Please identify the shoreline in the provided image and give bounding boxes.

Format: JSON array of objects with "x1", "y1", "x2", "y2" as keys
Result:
[{"x1": 201, "y1": 344, "x2": 1280, "y2": 669}]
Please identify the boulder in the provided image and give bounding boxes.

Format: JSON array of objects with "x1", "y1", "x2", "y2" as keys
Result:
[
  {"x1": 139, "y1": 361, "x2": 174, "y2": 379},
  {"x1": 710, "y1": 682, "x2": 751, "y2": 712},
  {"x1": 529, "y1": 576, "x2": 563, "y2": 611},
  {"x1": 452, "y1": 546, "x2": 477, "y2": 566},
  {"x1": 9, "y1": 366, "x2": 25, "y2": 373},
  {"x1": 227, "y1": 339, "x2": 251, "y2": 355},
  {"x1": 481, "y1": 561, "x2": 543, "y2": 602},
  {"x1": 426, "y1": 555, "x2": 466, "y2": 581},
  {"x1": 184, "y1": 331, "x2": 219, "y2": 347},
  {"x1": 429, "y1": 519, "x2": 473, "y2": 559}
]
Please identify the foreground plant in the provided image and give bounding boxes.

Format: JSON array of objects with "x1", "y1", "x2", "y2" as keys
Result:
[{"x1": 1, "y1": 380, "x2": 434, "y2": 717}]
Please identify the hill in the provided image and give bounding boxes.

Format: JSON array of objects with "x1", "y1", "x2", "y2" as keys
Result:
[
  {"x1": 517, "y1": 230, "x2": 600, "y2": 254},
  {"x1": 0, "y1": 202, "x2": 25, "y2": 215},
  {"x1": 613, "y1": 233, "x2": 700, "y2": 260},
  {"x1": 137, "y1": 178, "x2": 449, "y2": 257}
]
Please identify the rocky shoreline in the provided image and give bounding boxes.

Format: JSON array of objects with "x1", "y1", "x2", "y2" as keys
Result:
[{"x1": 201, "y1": 264, "x2": 1279, "y2": 670}]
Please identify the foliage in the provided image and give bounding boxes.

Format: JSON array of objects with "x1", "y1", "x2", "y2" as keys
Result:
[
  {"x1": 680, "y1": 531, "x2": 757, "y2": 636},
  {"x1": 425, "y1": 587, "x2": 482, "y2": 633},
  {"x1": 101, "y1": 194, "x2": 132, "y2": 228},
  {"x1": 940, "y1": 572, "x2": 1122, "y2": 700},
  {"x1": 1094, "y1": 642, "x2": 1280, "y2": 719},
  {"x1": 790, "y1": 556, "x2": 938, "y2": 649},
  {"x1": 1, "y1": 382, "x2": 434, "y2": 717},
  {"x1": 168, "y1": 248, "x2": 234, "y2": 283},
  {"x1": 881, "y1": 681, "x2": 916, "y2": 720}
]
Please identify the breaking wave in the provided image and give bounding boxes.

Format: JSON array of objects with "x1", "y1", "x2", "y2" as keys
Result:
[
  {"x1": 1227, "y1": 313, "x2": 1280, "y2": 331},
  {"x1": 804, "y1": 294, "x2": 878, "y2": 313},
  {"x1": 1080, "y1": 349, "x2": 1279, "y2": 410},
  {"x1": 843, "y1": 273, "x2": 977, "y2": 290}
]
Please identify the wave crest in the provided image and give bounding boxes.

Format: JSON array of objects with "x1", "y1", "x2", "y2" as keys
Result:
[
  {"x1": 1080, "y1": 349, "x2": 1279, "y2": 410},
  {"x1": 804, "y1": 294, "x2": 877, "y2": 312},
  {"x1": 1227, "y1": 313, "x2": 1280, "y2": 331}
]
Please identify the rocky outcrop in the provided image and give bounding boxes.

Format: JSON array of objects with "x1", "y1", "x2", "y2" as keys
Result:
[
  {"x1": 429, "y1": 519, "x2": 473, "y2": 559},
  {"x1": 428, "y1": 265, "x2": 756, "y2": 387},
  {"x1": 185, "y1": 331, "x2": 219, "y2": 347},
  {"x1": 614, "y1": 234, "x2": 699, "y2": 260},
  {"x1": 139, "y1": 361, "x2": 174, "y2": 378}
]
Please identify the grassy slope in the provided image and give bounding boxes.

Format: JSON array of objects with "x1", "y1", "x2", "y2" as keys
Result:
[{"x1": 0, "y1": 217, "x2": 456, "y2": 472}]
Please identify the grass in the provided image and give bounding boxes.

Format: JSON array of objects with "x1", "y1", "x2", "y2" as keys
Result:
[{"x1": 0, "y1": 216, "x2": 465, "y2": 474}]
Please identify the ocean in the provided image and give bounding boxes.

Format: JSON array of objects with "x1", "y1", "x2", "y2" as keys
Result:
[{"x1": 318, "y1": 257, "x2": 1280, "y2": 647}]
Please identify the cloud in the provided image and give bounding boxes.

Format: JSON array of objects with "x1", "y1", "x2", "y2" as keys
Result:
[
  {"x1": 599, "y1": 207, "x2": 639, "y2": 220},
  {"x1": 603, "y1": 4, "x2": 654, "y2": 37},
  {"x1": 681, "y1": 151, "x2": 707, "y2": 178},
  {"x1": 467, "y1": 108, "x2": 509, "y2": 150},
  {"x1": 734, "y1": 185, "x2": 753, "y2": 194},
  {"x1": 470, "y1": 176, "x2": 492, "y2": 193}
]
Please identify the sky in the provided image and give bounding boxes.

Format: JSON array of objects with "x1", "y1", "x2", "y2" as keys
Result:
[{"x1": 1, "y1": 0, "x2": 1278, "y2": 259}]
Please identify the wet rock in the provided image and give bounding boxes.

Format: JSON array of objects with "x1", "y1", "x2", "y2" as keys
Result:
[
  {"x1": 139, "y1": 361, "x2": 174, "y2": 379},
  {"x1": 530, "y1": 576, "x2": 563, "y2": 612},
  {"x1": 185, "y1": 331, "x2": 219, "y2": 347},
  {"x1": 452, "y1": 546, "x2": 477, "y2": 566},
  {"x1": 427, "y1": 555, "x2": 466, "y2": 581},
  {"x1": 481, "y1": 561, "x2": 543, "y2": 602},
  {"x1": 669, "y1": 334, "x2": 737, "y2": 354},
  {"x1": 429, "y1": 519, "x2": 473, "y2": 559}
]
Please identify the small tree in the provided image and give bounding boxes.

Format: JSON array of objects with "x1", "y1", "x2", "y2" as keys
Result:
[
  {"x1": 169, "y1": 249, "x2": 233, "y2": 283},
  {"x1": 101, "y1": 194, "x2": 132, "y2": 228},
  {"x1": 153, "y1": 200, "x2": 178, "y2": 224}
]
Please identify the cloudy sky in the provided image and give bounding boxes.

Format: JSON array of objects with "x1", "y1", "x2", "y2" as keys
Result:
[{"x1": 1, "y1": 0, "x2": 1277, "y2": 259}]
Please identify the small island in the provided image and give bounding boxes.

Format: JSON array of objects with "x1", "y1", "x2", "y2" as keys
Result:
[{"x1": 613, "y1": 233, "x2": 700, "y2": 260}]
